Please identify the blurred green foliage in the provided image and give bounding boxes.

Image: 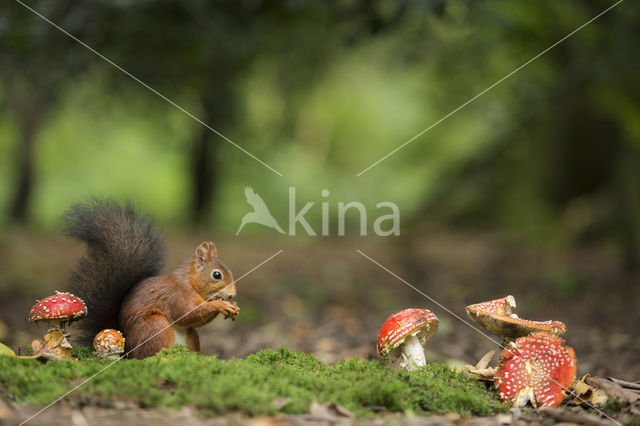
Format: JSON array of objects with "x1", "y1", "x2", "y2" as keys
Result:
[{"x1": 0, "y1": 0, "x2": 638, "y2": 264}]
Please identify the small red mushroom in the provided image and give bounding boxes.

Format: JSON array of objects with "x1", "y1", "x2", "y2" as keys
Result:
[
  {"x1": 29, "y1": 291, "x2": 87, "y2": 361},
  {"x1": 29, "y1": 291, "x2": 87, "y2": 331},
  {"x1": 93, "y1": 329, "x2": 125, "y2": 360},
  {"x1": 466, "y1": 295, "x2": 566, "y2": 338},
  {"x1": 377, "y1": 308, "x2": 439, "y2": 371},
  {"x1": 495, "y1": 332, "x2": 577, "y2": 407}
]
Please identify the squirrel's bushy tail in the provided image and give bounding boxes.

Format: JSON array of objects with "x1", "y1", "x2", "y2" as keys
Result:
[{"x1": 61, "y1": 199, "x2": 166, "y2": 346}]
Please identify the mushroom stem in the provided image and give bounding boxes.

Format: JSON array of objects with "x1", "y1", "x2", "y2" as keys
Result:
[
  {"x1": 399, "y1": 334, "x2": 426, "y2": 371},
  {"x1": 47, "y1": 320, "x2": 64, "y2": 332}
]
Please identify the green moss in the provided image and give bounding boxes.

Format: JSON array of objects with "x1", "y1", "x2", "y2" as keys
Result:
[
  {"x1": 71, "y1": 345, "x2": 94, "y2": 360},
  {"x1": 0, "y1": 346, "x2": 507, "y2": 417}
]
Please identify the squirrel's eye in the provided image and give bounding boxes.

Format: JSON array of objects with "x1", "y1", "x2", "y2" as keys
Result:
[{"x1": 212, "y1": 270, "x2": 222, "y2": 280}]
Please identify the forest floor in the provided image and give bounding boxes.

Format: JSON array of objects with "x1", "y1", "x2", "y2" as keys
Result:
[{"x1": 0, "y1": 226, "x2": 638, "y2": 424}]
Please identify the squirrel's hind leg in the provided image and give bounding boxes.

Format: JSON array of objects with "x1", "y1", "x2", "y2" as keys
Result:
[
  {"x1": 126, "y1": 314, "x2": 175, "y2": 359},
  {"x1": 186, "y1": 328, "x2": 200, "y2": 352}
]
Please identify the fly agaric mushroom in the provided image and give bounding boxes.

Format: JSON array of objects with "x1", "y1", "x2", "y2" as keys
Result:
[
  {"x1": 377, "y1": 308, "x2": 438, "y2": 371},
  {"x1": 29, "y1": 291, "x2": 88, "y2": 331},
  {"x1": 495, "y1": 332, "x2": 577, "y2": 408},
  {"x1": 93, "y1": 329, "x2": 125, "y2": 359},
  {"x1": 465, "y1": 295, "x2": 566, "y2": 339},
  {"x1": 29, "y1": 291, "x2": 87, "y2": 361}
]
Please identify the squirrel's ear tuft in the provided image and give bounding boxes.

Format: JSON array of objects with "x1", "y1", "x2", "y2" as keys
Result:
[
  {"x1": 207, "y1": 241, "x2": 218, "y2": 258},
  {"x1": 195, "y1": 242, "x2": 210, "y2": 270}
]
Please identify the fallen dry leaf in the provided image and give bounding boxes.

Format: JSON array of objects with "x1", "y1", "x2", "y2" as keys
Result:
[
  {"x1": 31, "y1": 329, "x2": 73, "y2": 361},
  {"x1": 573, "y1": 374, "x2": 608, "y2": 406},
  {"x1": 466, "y1": 350, "x2": 498, "y2": 381},
  {"x1": 0, "y1": 342, "x2": 14, "y2": 357},
  {"x1": 584, "y1": 375, "x2": 640, "y2": 404},
  {"x1": 244, "y1": 416, "x2": 291, "y2": 426},
  {"x1": 607, "y1": 377, "x2": 640, "y2": 391},
  {"x1": 540, "y1": 406, "x2": 612, "y2": 426},
  {"x1": 309, "y1": 401, "x2": 355, "y2": 420},
  {"x1": 272, "y1": 397, "x2": 291, "y2": 410},
  {"x1": 1, "y1": 341, "x2": 42, "y2": 360},
  {"x1": 0, "y1": 397, "x2": 12, "y2": 420}
]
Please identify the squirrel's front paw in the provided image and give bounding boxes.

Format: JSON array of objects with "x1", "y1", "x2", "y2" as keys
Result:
[{"x1": 214, "y1": 300, "x2": 240, "y2": 319}]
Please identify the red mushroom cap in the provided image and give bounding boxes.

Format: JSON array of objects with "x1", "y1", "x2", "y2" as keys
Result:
[
  {"x1": 377, "y1": 308, "x2": 439, "y2": 359},
  {"x1": 466, "y1": 295, "x2": 567, "y2": 338},
  {"x1": 29, "y1": 291, "x2": 88, "y2": 324},
  {"x1": 495, "y1": 332, "x2": 577, "y2": 407}
]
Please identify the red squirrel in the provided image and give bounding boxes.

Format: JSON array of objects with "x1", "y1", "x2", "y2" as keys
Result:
[{"x1": 63, "y1": 199, "x2": 239, "y2": 359}]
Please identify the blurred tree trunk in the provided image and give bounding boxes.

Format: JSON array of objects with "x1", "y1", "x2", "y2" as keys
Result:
[
  {"x1": 5, "y1": 82, "x2": 50, "y2": 222},
  {"x1": 189, "y1": 92, "x2": 234, "y2": 224},
  {"x1": 615, "y1": 143, "x2": 640, "y2": 271},
  {"x1": 10, "y1": 121, "x2": 37, "y2": 222},
  {"x1": 191, "y1": 125, "x2": 218, "y2": 224}
]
